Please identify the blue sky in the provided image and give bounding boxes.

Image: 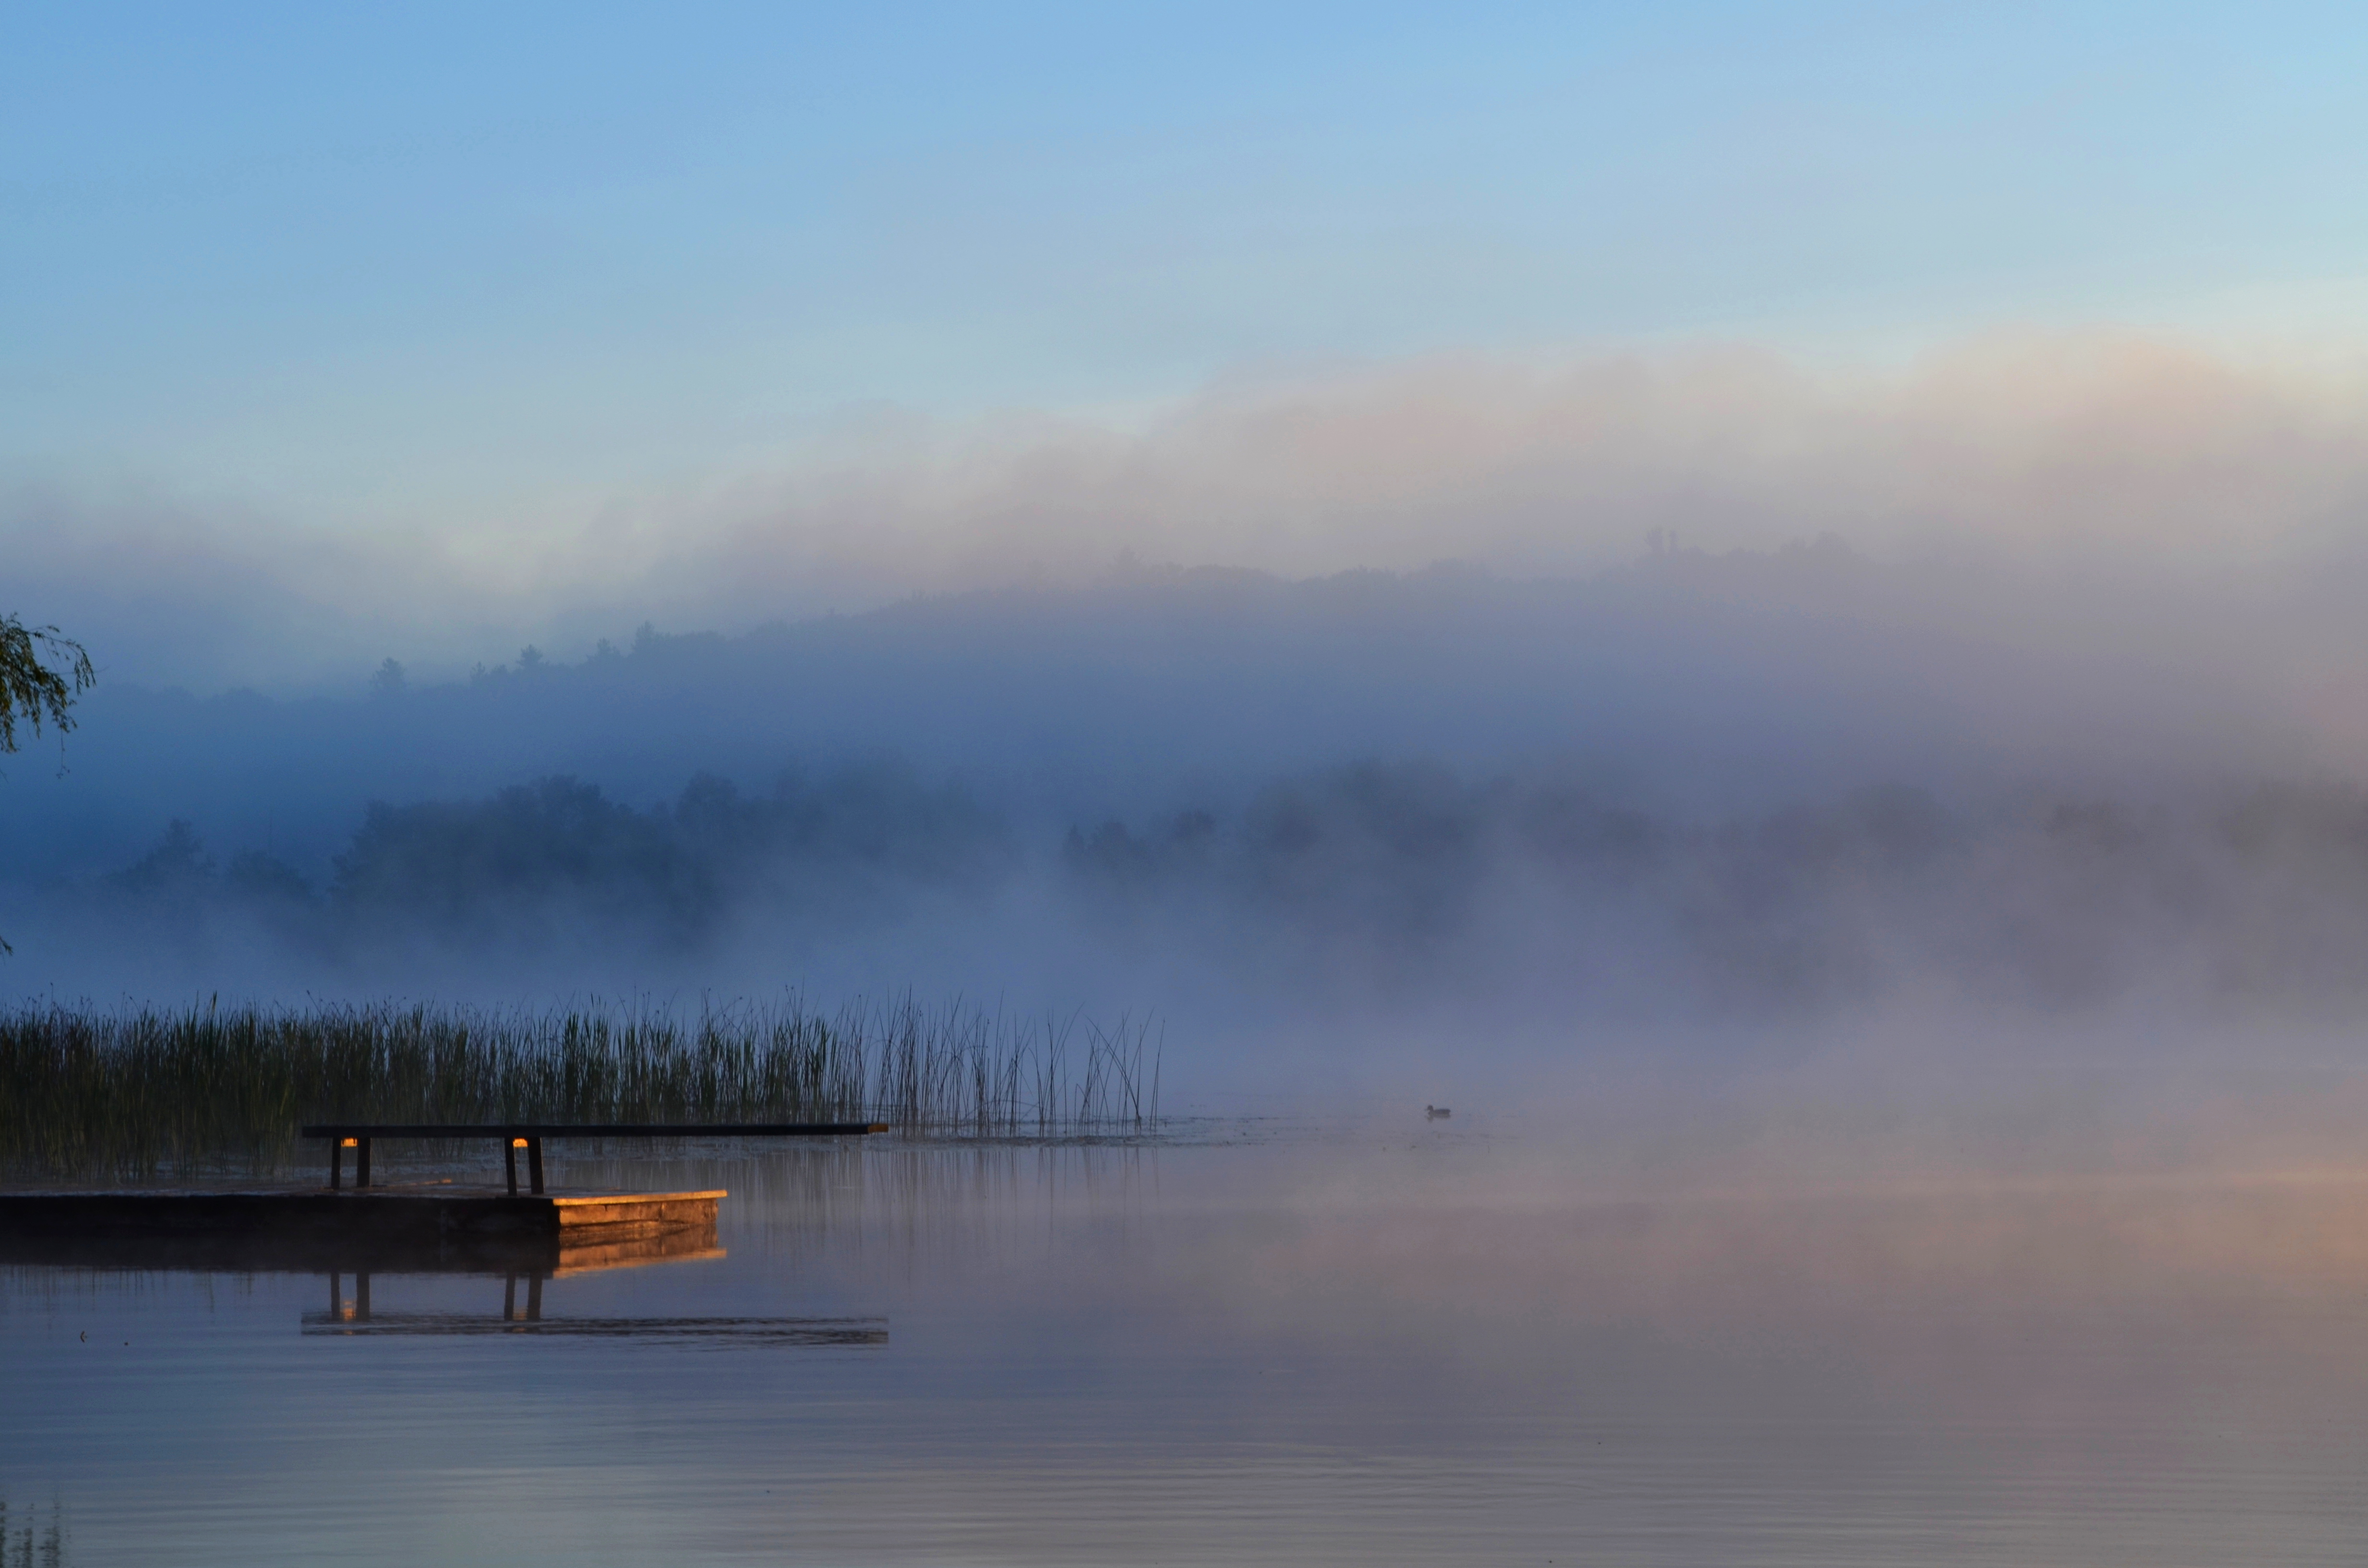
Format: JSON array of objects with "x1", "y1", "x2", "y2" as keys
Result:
[{"x1": 8, "y1": 0, "x2": 2367, "y2": 530}]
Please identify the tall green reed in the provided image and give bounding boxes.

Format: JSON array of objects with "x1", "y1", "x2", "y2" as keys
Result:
[{"x1": 0, "y1": 996, "x2": 1161, "y2": 1178}]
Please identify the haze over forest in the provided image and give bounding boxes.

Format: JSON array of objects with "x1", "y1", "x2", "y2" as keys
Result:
[
  {"x1": 12, "y1": 344, "x2": 2368, "y2": 1059},
  {"x1": 10, "y1": 6, "x2": 2368, "y2": 1118}
]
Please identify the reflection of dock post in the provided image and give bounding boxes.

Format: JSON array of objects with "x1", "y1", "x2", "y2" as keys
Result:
[
  {"x1": 525, "y1": 1274, "x2": 543, "y2": 1321},
  {"x1": 329, "y1": 1271, "x2": 340, "y2": 1316},
  {"x1": 503, "y1": 1273, "x2": 517, "y2": 1321},
  {"x1": 356, "y1": 1272, "x2": 370, "y2": 1321}
]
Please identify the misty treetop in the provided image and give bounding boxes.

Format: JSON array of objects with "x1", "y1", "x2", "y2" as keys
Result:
[
  {"x1": 329, "y1": 768, "x2": 1006, "y2": 940},
  {"x1": 49, "y1": 755, "x2": 2368, "y2": 1021},
  {"x1": 77, "y1": 765, "x2": 1011, "y2": 966},
  {"x1": 1061, "y1": 767, "x2": 2368, "y2": 1017}
]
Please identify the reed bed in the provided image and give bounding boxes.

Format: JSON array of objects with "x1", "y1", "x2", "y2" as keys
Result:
[{"x1": 0, "y1": 996, "x2": 1161, "y2": 1178}]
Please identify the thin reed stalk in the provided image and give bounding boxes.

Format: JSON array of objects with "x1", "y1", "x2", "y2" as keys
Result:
[{"x1": 0, "y1": 995, "x2": 1162, "y2": 1178}]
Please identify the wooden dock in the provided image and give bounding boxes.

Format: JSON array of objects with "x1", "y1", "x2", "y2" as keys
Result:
[
  {"x1": 0, "y1": 1120, "x2": 878, "y2": 1267},
  {"x1": 0, "y1": 1185, "x2": 722, "y2": 1245},
  {"x1": 0, "y1": 1169, "x2": 896, "y2": 1343},
  {"x1": 0, "y1": 1185, "x2": 726, "y2": 1276}
]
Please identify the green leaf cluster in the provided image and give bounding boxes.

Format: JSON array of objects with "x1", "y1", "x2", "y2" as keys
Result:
[{"x1": 0, "y1": 613, "x2": 94, "y2": 756}]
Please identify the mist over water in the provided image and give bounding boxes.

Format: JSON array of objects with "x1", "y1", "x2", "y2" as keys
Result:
[
  {"x1": 16, "y1": 1133, "x2": 2368, "y2": 1565},
  {"x1": 15, "y1": 7, "x2": 2368, "y2": 1556},
  {"x1": 1, "y1": 583, "x2": 2361, "y2": 1131},
  {"x1": 10, "y1": 524, "x2": 2368, "y2": 1071},
  {"x1": 22, "y1": 523, "x2": 2368, "y2": 1565}
]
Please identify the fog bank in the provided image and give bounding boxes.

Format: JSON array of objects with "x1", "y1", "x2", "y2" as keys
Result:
[
  {"x1": 7, "y1": 332, "x2": 2368, "y2": 1089},
  {"x1": 10, "y1": 332, "x2": 2368, "y2": 692}
]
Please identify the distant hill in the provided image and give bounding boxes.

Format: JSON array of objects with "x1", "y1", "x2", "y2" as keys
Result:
[{"x1": 0, "y1": 548, "x2": 2300, "y2": 886}]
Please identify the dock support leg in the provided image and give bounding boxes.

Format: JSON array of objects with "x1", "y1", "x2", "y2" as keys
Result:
[
  {"x1": 503, "y1": 1274, "x2": 517, "y2": 1321},
  {"x1": 525, "y1": 1274, "x2": 542, "y2": 1321},
  {"x1": 329, "y1": 1141, "x2": 343, "y2": 1190},
  {"x1": 356, "y1": 1272, "x2": 370, "y2": 1322},
  {"x1": 356, "y1": 1137, "x2": 371, "y2": 1189},
  {"x1": 527, "y1": 1137, "x2": 544, "y2": 1195},
  {"x1": 505, "y1": 1138, "x2": 518, "y2": 1197},
  {"x1": 329, "y1": 1272, "x2": 340, "y2": 1316}
]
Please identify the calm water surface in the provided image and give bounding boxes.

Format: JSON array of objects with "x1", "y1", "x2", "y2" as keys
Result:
[{"x1": 8, "y1": 1114, "x2": 2368, "y2": 1565}]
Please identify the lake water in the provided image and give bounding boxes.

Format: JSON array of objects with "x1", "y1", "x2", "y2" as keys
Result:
[{"x1": 8, "y1": 1112, "x2": 2368, "y2": 1565}]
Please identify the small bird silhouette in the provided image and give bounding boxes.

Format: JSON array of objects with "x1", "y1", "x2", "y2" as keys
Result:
[{"x1": 1425, "y1": 1105, "x2": 1451, "y2": 1119}]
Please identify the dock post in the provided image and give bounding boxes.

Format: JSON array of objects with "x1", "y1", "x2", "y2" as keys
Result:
[
  {"x1": 503, "y1": 1274, "x2": 517, "y2": 1321},
  {"x1": 525, "y1": 1273, "x2": 543, "y2": 1321},
  {"x1": 356, "y1": 1137, "x2": 372, "y2": 1189},
  {"x1": 505, "y1": 1138, "x2": 519, "y2": 1197},
  {"x1": 329, "y1": 1139, "x2": 343, "y2": 1190},
  {"x1": 526, "y1": 1137, "x2": 545, "y2": 1195},
  {"x1": 356, "y1": 1272, "x2": 370, "y2": 1321}
]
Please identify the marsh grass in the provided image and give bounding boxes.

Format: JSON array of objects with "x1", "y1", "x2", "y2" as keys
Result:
[{"x1": 0, "y1": 996, "x2": 1161, "y2": 1178}]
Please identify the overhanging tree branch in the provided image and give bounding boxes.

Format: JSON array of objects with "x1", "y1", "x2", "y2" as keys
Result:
[
  {"x1": 2, "y1": 613, "x2": 97, "y2": 955},
  {"x1": 0, "y1": 615, "x2": 96, "y2": 755}
]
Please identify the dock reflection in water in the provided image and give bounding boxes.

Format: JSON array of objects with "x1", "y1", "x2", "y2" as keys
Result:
[
  {"x1": 305, "y1": 1303, "x2": 888, "y2": 1342},
  {"x1": 5, "y1": 1213, "x2": 892, "y2": 1345},
  {"x1": 309, "y1": 1242, "x2": 884, "y2": 1343}
]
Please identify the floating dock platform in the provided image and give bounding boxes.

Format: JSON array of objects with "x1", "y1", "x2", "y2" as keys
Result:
[
  {"x1": 0, "y1": 1121, "x2": 877, "y2": 1273},
  {"x1": 0, "y1": 1186, "x2": 724, "y2": 1275},
  {"x1": 0, "y1": 1209, "x2": 721, "y2": 1276},
  {"x1": 0, "y1": 1184, "x2": 720, "y2": 1244}
]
